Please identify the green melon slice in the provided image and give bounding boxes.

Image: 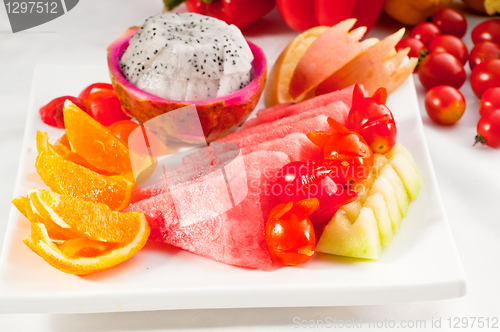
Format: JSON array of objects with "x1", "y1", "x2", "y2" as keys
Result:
[
  {"x1": 316, "y1": 207, "x2": 382, "y2": 259},
  {"x1": 364, "y1": 192, "x2": 394, "y2": 246},
  {"x1": 317, "y1": 144, "x2": 422, "y2": 259},
  {"x1": 389, "y1": 153, "x2": 422, "y2": 201},
  {"x1": 379, "y1": 164, "x2": 410, "y2": 217},
  {"x1": 369, "y1": 176, "x2": 403, "y2": 233}
]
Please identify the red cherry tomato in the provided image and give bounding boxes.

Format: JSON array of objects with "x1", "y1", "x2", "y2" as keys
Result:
[
  {"x1": 470, "y1": 59, "x2": 500, "y2": 98},
  {"x1": 39, "y1": 96, "x2": 86, "y2": 128},
  {"x1": 78, "y1": 83, "x2": 131, "y2": 126},
  {"x1": 395, "y1": 37, "x2": 426, "y2": 58},
  {"x1": 274, "y1": 161, "x2": 358, "y2": 224},
  {"x1": 480, "y1": 87, "x2": 500, "y2": 116},
  {"x1": 396, "y1": 37, "x2": 427, "y2": 72},
  {"x1": 471, "y1": 19, "x2": 500, "y2": 45},
  {"x1": 432, "y1": 8, "x2": 467, "y2": 38},
  {"x1": 424, "y1": 86, "x2": 466, "y2": 125},
  {"x1": 410, "y1": 22, "x2": 442, "y2": 46},
  {"x1": 469, "y1": 41, "x2": 500, "y2": 71},
  {"x1": 307, "y1": 117, "x2": 374, "y2": 183},
  {"x1": 78, "y1": 83, "x2": 113, "y2": 110},
  {"x1": 265, "y1": 199, "x2": 318, "y2": 266},
  {"x1": 348, "y1": 85, "x2": 397, "y2": 154},
  {"x1": 428, "y1": 35, "x2": 469, "y2": 66},
  {"x1": 108, "y1": 120, "x2": 168, "y2": 156},
  {"x1": 418, "y1": 52, "x2": 466, "y2": 90},
  {"x1": 474, "y1": 110, "x2": 500, "y2": 148}
]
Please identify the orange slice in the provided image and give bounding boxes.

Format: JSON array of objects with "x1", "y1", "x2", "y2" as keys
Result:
[
  {"x1": 28, "y1": 190, "x2": 143, "y2": 245},
  {"x1": 14, "y1": 190, "x2": 150, "y2": 275},
  {"x1": 264, "y1": 26, "x2": 329, "y2": 108},
  {"x1": 35, "y1": 131, "x2": 134, "y2": 211},
  {"x1": 63, "y1": 100, "x2": 133, "y2": 175},
  {"x1": 53, "y1": 134, "x2": 105, "y2": 173},
  {"x1": 12, "y1": 195, "x2": 76, "y2": 241},
  {"x1": 23, "y1": 220, "x2": 149, "y2": 276}
]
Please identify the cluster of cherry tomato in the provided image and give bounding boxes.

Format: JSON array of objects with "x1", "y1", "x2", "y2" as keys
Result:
[
  {"x1": 395, "y1": 9, "x2": 500, "y2": 148},
  {"x1": 39, "y1": 83, "x2": 130, "y2": 128},
  {"x1": 39, "y1": 82, "x2": 169, "y2": 152},
  {"x1": 265, "y1": 87, "x2": 398, "y2": 266}
]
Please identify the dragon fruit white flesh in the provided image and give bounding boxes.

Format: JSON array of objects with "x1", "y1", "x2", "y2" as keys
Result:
[{"x1": 119, "y1": 12, "x2": 254, "y2": 101}]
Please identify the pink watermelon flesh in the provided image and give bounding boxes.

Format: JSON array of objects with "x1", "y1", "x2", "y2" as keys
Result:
[
  {"x1": 182, "y1": 115, "x2": 330, "y2": 167},
  {"x1": 242, "y1": 102, "x2": 293, "y2": 128},
  {"x1": 218, "y1": 114, "x2": 330, "y2": 148},
  {"x1": 241, "y1": 133, "x2": 322, "y2": 161},
  {"x1": 241, "y1": 85, "x2": 360, "y2": 129},
  {"x1": 131, "y1": 148, "x2": 214, "y2": 203},
  {"x1": 125, "y1": 150, "x2": 290, "y2": 270},
  {"x1": 218, "y1": 100, "x2": 349, "y2": 143}
]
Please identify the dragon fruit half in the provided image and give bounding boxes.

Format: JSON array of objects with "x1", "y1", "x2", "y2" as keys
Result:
[{"x1": 107, "y1": 13, "x2": 267, "y2": 142}]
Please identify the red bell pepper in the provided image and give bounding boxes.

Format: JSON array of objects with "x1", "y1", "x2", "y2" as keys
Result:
[
  {"x1": 164, "y1": 0, "x2": 276, "y2": 29},
  {"x1": 276, "y1": 0, "x2": 385, "y2": 32}
]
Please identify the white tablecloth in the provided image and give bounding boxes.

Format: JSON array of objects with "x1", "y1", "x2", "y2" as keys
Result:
[{"x1": 1, "y1": 0, "x2": 499, "y2": 330}]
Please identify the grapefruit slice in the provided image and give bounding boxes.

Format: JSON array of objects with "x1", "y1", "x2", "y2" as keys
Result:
[
  {"x1": 264, "y1": 26, "x2": 329, "y2": 107},
  {"x1": 315, "y1": 29, "x2": 418, "y2": 96},
  {"x1": 288, "y1": 19, "x2": 378, "y2": 100}
]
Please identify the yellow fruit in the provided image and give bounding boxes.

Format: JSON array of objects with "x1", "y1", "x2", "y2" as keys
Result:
[
  {"x1": 383, "y1": 0, "x2": 453, "y2": 26},
  {"x1": 462, "y1": 0, "x2": 500, "y2": 14},
  {"x1": 484, "y1": 0, "x2": 500, "y2": 14},
  {"x1": 464, "y1": 0, "x2": 500, "y2": 14}
]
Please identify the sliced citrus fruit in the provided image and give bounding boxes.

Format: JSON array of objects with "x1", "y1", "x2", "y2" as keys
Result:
[
  {"x1": 35, "y1": 131, "x2": 134, "y2": 211},
  {"x1": 63, "y1": 100, "x2": 133, "y2": 175},
  {"x1": 12, "y1": 195, "x2": 76, "y2": 241},
  {"x1": 22, "y1": 215, "x2": 149, "y2": 276},
  {"x1": 28, "y1": 190, "x2": 142, "y2": 245},
  {"x1": 53, "y1": 133, "x2": 105, "y2": 173},
  {"x1": 58, "y1": 238, "x2": 115, "y2": 258},
  {"x1": 14, "y1": 190, "x2": 150, "y2": 275},
  {"x1": 264, "y1": 26, "x2": 329, "y2": 108}
]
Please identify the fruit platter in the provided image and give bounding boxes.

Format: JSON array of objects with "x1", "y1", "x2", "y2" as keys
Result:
[{"x1": 0, "y1": 11, "x2": 466, "y2": 313}]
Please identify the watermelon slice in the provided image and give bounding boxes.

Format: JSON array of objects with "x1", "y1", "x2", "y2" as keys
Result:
[
  {"x1": 126, "y1": 150, "x2": 291, "y2": 270},
  {"x1": 218, "y1": 114, "x2": 330, "y2": 148},
  {"x1": 219, "y1": 101, "x2": 348, "y2": 143},
  {"x1": 241, "y1": 133, "x2": 322, "y2": 162},
  {"x1": 242, "y1": 85, "x2": 360, "y2": 129},
  {"x1": 288, "y1": 19, "x2": 378, "y2": 100}
]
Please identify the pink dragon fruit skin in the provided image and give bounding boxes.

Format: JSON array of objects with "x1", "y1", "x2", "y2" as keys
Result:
[{"x1": 107, "y1": 26, "x2": 267, "y2": 143}]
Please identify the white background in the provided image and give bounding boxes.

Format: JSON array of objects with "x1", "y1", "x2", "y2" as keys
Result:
[{"x1": 0, "y1": 0, "x2": 499, "y2": 330}]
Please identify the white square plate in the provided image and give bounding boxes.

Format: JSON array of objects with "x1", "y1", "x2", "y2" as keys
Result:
[{"x1": 0, "y1": 64, "x2": 466, "y2": 314}]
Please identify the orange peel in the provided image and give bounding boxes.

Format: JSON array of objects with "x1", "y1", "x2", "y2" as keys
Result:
[{"x1": 14, "y1": 190, "x2": 150, "y2": 275}]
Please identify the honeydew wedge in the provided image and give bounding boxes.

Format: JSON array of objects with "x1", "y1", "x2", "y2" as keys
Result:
[
  {"x1": 379, "y1": 164, "x2": 410, "y2": 217},
  {"x1": 385, "y1": 143, "x2": 417, "y2": 171},
  {"x1": 317, "y1": 144, "x2": 422, "y2": 259},
  {"x1": 369, "y1": 176, "x2": 403, "y2": 233},
  {"x1": 364, "y1": 192, "x2": 394, "y2": 246},
  {"x1": 389, "y1": 153, "x2": 422, "y2": 201},
  {"x1": 342, "y1": 200, "x2": 362, "y2": 222},
  {"x1": 316, "y1": 207, "x2": 382, "y2": 260}
]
